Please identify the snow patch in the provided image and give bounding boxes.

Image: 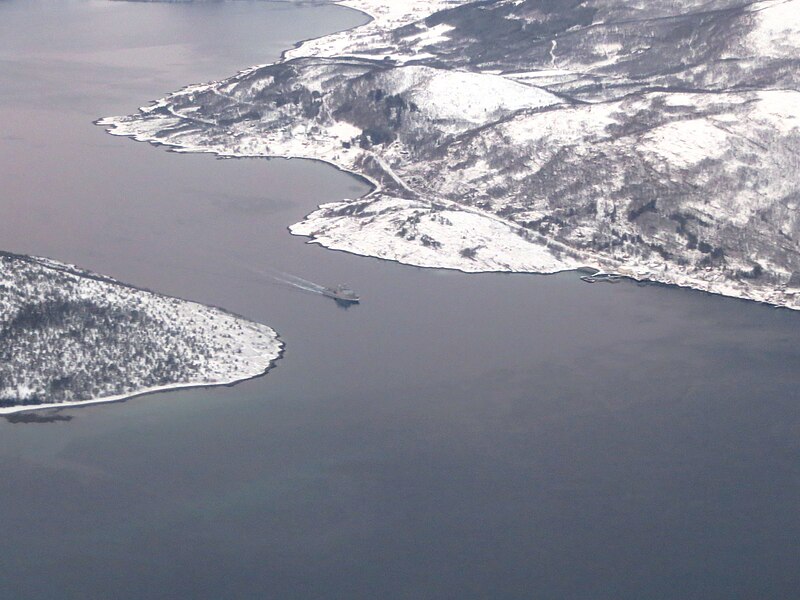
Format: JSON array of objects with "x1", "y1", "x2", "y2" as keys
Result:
[
  {"x1": 752, "y1": 90, "x2": 800, "y2": 134},
  {"x1": 376, "y1": 66, "x2": 562, "y2": 124},
  {"x1": 747, "y1": 0, "x2": 800, "y2": 57},
  {"x1": 290, "y1": 196, "x2": 581, "y2": 274},
  {"x1": 639, "y1": 119, "x2": 730, "y2": 168}
]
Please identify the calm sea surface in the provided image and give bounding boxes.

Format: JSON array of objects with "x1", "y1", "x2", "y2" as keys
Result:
[{"x1": 1, "y1": 2, "x2": 799, "y2": 598}]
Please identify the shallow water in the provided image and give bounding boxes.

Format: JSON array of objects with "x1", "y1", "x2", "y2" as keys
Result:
[{"x1": 1, "y1": 2, "x2": 799, "y2": 598}]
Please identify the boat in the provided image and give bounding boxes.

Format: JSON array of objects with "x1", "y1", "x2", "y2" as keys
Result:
[
  {"x1": 322, "y1": 284, "x2": 360, "y2": 303},
  {"x1": 580, "y1": 272, "x2": 623, "y2": 284}
]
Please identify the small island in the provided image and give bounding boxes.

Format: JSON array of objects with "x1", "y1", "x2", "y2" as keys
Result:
[{"x1": 0, "y1": 252, "x2": 282, "y2": 414}]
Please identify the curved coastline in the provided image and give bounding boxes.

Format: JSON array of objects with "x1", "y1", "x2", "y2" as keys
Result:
[
  {"x1": 96, "y1": 0, "x2": 800, "y2": 313},
  {"x1": 0, "y1": 339, "x2": 285, "y2": 417},
  {"x1": 95, "y1": 119, "x2": 800, "y2": 311},
  {"x1": 2, "y1": 0, "x2": 373, "y2": 415},
  {"x1": 278, "y1": 1, "x2": 373, "y2": 63},
  {"x1": 1, "y1": 253, "x2": 284, "y2": 414}
]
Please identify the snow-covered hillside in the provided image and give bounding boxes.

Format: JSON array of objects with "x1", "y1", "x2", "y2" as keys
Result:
[
  {"x1": 0, "y1": 253, "x2": 282, "y2": 413},
  {"x1": 100, "y1": 0, "x2": 800, "y2": 310}
]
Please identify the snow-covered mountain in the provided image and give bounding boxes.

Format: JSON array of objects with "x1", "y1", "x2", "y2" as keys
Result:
[
  {"x1": 101, "y1": 0, "x2": 800, "y2": 308},
  {"x1": 0, "y1": 252, "x2": 282, "y2": 413}
]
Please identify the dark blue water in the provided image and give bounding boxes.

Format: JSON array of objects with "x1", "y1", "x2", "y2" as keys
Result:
[{"x1": 1, "y1": 2, "x2": 799, "y2": 599}]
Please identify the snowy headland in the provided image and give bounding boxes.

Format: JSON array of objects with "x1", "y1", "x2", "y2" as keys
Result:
[
  {"x1": 0, "y1": 253, "x2": 283, "y2": 414},
  {"x1": 99, "y1": 0, "x2": 800, "y2": 310}
]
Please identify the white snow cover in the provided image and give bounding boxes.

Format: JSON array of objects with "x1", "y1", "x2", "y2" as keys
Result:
[
  {"x1": 290, "y1": 196, "x2": 583, "y2": 273},
  {"x1": 751, "y1": 89, "x2": 800, "y2": 134},
  {"x1": 97, "y1": 0, "x2": 800, "y2": 312},
  {"x1": 284, "y1": 0, "x2": 473, "y2": 61},
  {"x1": 403, "y1": 23, "x2": 456, "y2": 45},
  {"x1": 372, "y1": 66, "x2": 562, "y2": 124},
  {"x1": 499, "y1": 101, "x2": 618, "y2": 148},
  {"x1": 639, "y1": 119, "x2": 730, "y2": 168},
  {"x1": 0, "y1": 255, "x2": 282, "y2": 413},
  {"x1": 747, "y1": 0, "x2": 800, "y2": 57}
]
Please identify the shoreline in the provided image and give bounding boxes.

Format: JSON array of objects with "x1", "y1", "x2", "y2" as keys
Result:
[
  {"x1": 278, "y1": 1, "x2": 374, "y2": 63},
  {"x1": 0, "y1": 345, "x2": 284, "y2": 417},
  {"x1": 1, "y1": 253, "x2": 285, "y2": 415},
  {"x1": 0, "y1": 334, "x2": 285, "y2": 417},
  {"x1": 96, "y1": 0, "x2": 800, "y2": 313},
  {"x1": 94, "y1": 123, "x2": 800, "y2": 312}
]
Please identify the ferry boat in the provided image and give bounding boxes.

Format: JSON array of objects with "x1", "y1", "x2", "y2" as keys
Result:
[{"x1": 322, "y1": 284, "x2": 360, "y2": 303}]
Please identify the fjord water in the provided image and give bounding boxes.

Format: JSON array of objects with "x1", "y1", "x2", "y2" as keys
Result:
[{"x1": 1, "y1": 1, "x2": 799, "y2": 598}]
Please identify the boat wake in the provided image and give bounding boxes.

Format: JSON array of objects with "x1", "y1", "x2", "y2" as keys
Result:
[
  {"x1": 244, "y1": 266, "x2": 359, "y2": 305},
  {"x1": 246, "y1": 266, "x2": 328, "y2": 296}
]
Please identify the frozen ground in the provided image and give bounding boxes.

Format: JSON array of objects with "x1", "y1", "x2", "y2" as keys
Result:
[
  {"x1": 0, "y1": 253, "x2": 283, "y2": 413},
  {"x1": 100, "y1": 0, "x2": 800, "y2": 310}
]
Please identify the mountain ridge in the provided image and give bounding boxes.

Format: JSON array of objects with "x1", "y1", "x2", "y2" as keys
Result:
[{"x1": 100, "y1": 0, "x2": 800, "y2": 309}]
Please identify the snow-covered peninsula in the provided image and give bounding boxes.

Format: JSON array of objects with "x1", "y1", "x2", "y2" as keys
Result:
[
  {"x1": 100, "y1": 0, "x2": 800, "y2": 309},
  {"x1": 0, "y1": 253, "x2": 283, "y2": 414}
]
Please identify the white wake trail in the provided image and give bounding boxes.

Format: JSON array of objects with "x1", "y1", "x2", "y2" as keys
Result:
[{"x1": 244, "y1": 265, "x2": 328, "y2": 296}]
